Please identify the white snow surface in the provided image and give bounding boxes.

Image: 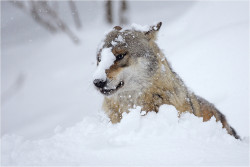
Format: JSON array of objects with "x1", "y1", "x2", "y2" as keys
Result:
[
  {"x1": 93, "y1": 47, "x2": 115, "y2": 81},
  {"x1": 2, "y1": 104, "x2": 248, "y2": 166},
  {"x1": 1, "y1": 1, "x2": 249, "y2": 166}
]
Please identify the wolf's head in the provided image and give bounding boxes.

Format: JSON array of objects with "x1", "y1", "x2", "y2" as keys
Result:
[{"x1": 93, "y1": 22, "x2": 162, "y2": 96}]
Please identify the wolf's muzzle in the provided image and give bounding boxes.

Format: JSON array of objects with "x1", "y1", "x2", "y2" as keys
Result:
[{"x1": 93, "y1": 79, "x2": 106, "y2": 88}]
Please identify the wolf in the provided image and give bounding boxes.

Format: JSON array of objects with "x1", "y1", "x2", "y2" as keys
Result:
[{"x1": 93, "y1": 22, "x2": 240, "y2": 139}]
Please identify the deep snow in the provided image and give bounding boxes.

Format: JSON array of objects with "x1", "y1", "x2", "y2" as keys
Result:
[
  {"x1": 1, "y1": 1, "x2": 249, "y2": 166},
  {"x1": 2, "y1": 105, "x2": 248, "y2": 165}
]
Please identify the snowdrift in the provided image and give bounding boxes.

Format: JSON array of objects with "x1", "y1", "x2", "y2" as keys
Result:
[{"x1": 2, "y1": 105, "x2": 248, "y2": 166}]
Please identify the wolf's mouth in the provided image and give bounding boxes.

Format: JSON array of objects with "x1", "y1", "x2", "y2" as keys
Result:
[{"x1": 100, "y1": 81, "x2": 124, "y2": 95}]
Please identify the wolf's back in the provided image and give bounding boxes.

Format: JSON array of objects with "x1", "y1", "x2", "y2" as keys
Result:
[{"x1": 191, "y1": 95, "x2": 240, "y2": 139}]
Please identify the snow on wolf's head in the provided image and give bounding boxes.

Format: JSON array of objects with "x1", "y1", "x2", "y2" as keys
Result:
[{"x1": 93, "y1": 22, "x2": 162, "y2": 96}]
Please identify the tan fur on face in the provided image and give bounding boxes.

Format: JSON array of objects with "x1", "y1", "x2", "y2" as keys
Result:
[
  {"x1": 106, "y1": 63, "x2": 123, "y2": 79},
  {"x1": 105, "y1": 47, "x2": 128, "y2": 79},
  {"x1": 98, "y1": 22, "x2": 240, "y2": 139}
]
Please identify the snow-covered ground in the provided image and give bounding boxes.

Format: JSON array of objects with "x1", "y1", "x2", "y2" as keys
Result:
[
  {"x1": 2, "y1": 105, "x2": 249, "y2": 165},
  {"x1": 1, "y1": 1, "x2": 249, "y2": 166}
]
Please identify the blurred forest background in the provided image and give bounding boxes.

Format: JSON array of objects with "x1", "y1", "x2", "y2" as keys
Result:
[
  {"x1": 6, "y1": 0, "x2": 129, "y2": 44},
  {"x1": 1, "y1": 1, "x2": 248, "y2": 141}
]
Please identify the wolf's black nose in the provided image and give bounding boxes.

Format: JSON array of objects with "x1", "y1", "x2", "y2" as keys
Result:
[{"x1": 93, "y1": 79, "x2": 106, "y2": 88}]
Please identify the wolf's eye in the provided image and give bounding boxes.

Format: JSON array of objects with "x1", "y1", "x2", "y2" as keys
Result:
[{"x1": 116, "y1": 53, "x2": 126, "y2": 61}]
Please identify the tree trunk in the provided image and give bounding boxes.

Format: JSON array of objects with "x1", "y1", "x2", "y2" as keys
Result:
[
  {"x1": 68, "y1": 0, "x2": 82, "y2": 29},
  {"x1": 119, "y1": 0, "x2": 128, "y2": 25},
  {"x1": 106, "y1": 0, "x2": 113, "y2": 24}
]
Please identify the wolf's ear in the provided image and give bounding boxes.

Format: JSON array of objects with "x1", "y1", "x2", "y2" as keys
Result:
[
  {"x1": 145, "y1": 22, "x2": 162, "y2": 40},
  {"x1": 113, "y1": 26, "x2": 122, "y2": 31}
]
